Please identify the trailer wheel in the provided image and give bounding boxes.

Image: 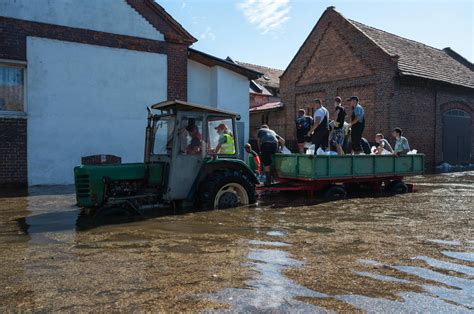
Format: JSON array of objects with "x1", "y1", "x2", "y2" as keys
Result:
[
  {"x1": 198, "y1": 171, "x2": 256, "y2": 210},
  {"x1": 389, "y1": 180, "x2": 408, "y2": 195},
  {"x1": 324, "y1": 185, "x2": 347, "y2": 201}
]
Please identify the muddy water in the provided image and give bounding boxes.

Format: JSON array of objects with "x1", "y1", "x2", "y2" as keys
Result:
[{"x1": 0, "y1": 173, "x2": 473, "y2": 312}]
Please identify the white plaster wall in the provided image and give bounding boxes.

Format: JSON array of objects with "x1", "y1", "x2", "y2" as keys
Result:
[
  {"x1": 187, "y1": 61, "x2": 250, "y2": 157},
  {"x1": 0, "y1": 0, "x2": 164, "y2": 41},
  {"x1": 213, "y1": 66, "x2": 250, "y2": 157},
  {"x1": 27, "y1": 37, "x2": 167, "y2": 185},
  {"x1": 187, "y1": 60, "x2": 212, "y2": 106}
]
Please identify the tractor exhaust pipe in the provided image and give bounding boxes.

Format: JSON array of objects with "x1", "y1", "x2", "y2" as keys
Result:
[{"x1": 144, "y1": 107, "x2": 154, "y2": 163}]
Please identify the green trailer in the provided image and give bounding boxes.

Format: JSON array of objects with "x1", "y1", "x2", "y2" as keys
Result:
[{"x1": 257, "y1": 154, "x2": 425, "y2": 199}]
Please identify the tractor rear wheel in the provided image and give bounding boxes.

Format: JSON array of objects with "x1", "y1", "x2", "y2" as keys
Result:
[{"x1": 198, "y1": 171, "x2": 256, "y2": 210}]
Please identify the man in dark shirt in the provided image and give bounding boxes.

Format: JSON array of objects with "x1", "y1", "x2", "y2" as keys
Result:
[
  {"x1": 347, "y1": 96, "x2": 365, "y2": 154},
  {"x1": 374, "y1": 133, "x2": 393, "y2": 154},
  {"x1": 332, "y1": 96, "x2": 346, "y2": 155},
  {"x1": 295, "y1": 108, "x2": 313, "y2": 153},
  {"x1": 257, "y1": 125, "x2": 285, "y2": 186}
]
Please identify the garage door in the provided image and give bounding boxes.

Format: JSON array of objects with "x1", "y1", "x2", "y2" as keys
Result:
[
  {"x1": 26, "y1": 37, "x2": 167, "y2": 185},
  {"x1": 443, "y1": 109, "x2": 472, "y2": 165}
]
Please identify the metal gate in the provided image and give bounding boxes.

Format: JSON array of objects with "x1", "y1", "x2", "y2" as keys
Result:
[{"x1": 442, "y1": 109, "x2": 472, "y2": 164}]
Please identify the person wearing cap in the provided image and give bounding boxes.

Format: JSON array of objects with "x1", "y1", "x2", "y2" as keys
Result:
[
  {"x1": 332, "y1": 96, "x2": 346, "y2": 155},
  {"x1": 244, "y1": 143, "x2": 261, "y2": 174},
  {"x1": 214, "y1": 123, "x2": 235, "y2": 154},
  {"x1": 185, "y1": 124, "x2": 202, "y2": 155},
  {"x1": 307, "y1": 98, "x2": 329, "y2": 153},
  {"x1": 295, "y1": 108, "x2": 313, "y2": 153},
  {"x1": 347, "y1": 96, "x2": 365, "y2": 154},
  {"x1": 257, "y1": 124, "x2": 285, "y2": 186}
]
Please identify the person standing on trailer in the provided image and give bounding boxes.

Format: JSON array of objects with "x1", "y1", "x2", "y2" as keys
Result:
[
  {"x1": 332, "y1": 96, "x2": 346, "y2": 155},
  {"x1": 257, "y1": 125, "x2": 285, "y2": 186},
  {"x1": 295, "y1": 109, "x2": 314, "y2": 153},
  {"x1": 347, "y1": 96, "x2": 365, "y2": 154},
  {"x1": 307, "y1": 98, "x2": 329, "y2": 153}
]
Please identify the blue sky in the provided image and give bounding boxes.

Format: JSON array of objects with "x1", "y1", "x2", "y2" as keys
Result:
[{"x1": 159, "y1": 0, "x2": 473, "y2": 70}]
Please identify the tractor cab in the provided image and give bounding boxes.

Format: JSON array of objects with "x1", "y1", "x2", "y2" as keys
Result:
[{"x1": 146, "y1": 100, "x2": 245, "y2": 202}]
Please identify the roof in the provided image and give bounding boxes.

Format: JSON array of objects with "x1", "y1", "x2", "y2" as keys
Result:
[
  {"x1": 129, "y1": 0, "x2": 197, "y2": 44},
  {"x1": 250, "y1": 80, "x2": 273, "y2": 96},
  {"x1": 347, "y1": 19, "x2": 474, "y2": 89},
  {"x1": 188, "y1": 49, "x2": 262, "y2": 80},
  {"x1": 151, "y1": 100, "x2": 240, "y2": 118},
  {"x1": 249, "y1": 101, "x2": 284, "y2": 113},
  {"x1": 235, "y1": 61, "x2": 283, "y2": 89},
  {"x1": 282, "y1": 7, "x2": 474, "y2": 89}
]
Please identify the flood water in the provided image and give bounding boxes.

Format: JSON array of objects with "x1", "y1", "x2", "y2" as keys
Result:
[{"x1": 0, "y1": 172, "x2": 473, "y2": 312}]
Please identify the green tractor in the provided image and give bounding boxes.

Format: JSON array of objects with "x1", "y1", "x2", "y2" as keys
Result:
[{"x1": 74, "y1": 100, "x2": 258, "y2": 217}]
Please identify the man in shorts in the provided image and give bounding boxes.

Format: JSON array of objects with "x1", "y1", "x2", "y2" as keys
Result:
[
  {"x1": 257, "y1": 125, "x2": 285, "y2": 186},
  {"x1": 332, "y1": 96, "x2": 346, "y2": 155},
  {"x1": 295, "y1": 109, "x2": 313, "y2": 153}
]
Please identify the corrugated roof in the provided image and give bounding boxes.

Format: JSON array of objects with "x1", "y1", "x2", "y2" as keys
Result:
[
  {"x1": 348, "y1": 19, "x2": 474, "y2": 89},
  {"x1": 249, "y1": 101, "x2": 283, "y2": 112},
  {"x1": 235, "y1": 61, "x2": 283, "y2": 89}
]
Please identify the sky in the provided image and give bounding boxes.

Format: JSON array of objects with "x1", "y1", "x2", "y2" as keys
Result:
[{"x1": 159, "y1": 0, "x2": 473, "y2": 70}]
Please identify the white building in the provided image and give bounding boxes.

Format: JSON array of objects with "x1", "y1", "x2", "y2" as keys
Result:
[{"x1": 0, "y1": 0, "x2": 260, "y2": 186}]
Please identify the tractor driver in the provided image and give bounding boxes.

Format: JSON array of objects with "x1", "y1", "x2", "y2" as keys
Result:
[
  {"x1": 213, "y1": 123, "x2": 235, "y2": 154},
  {"x1": 185, "y1": 123, "x2": 202, "y2": 155}
]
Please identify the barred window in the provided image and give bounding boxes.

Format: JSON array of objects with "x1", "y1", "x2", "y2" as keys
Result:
[{"x1": 0, "y1": 64, "x2": 25, "y2": 112}]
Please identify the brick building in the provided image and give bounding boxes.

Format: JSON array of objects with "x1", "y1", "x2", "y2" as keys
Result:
[
  {"x1": 280, "y1": 7, "x2": 474, "y2": 168},
  {"x1": 0, "y1": 0, "x2": 259, "y2": 186}
]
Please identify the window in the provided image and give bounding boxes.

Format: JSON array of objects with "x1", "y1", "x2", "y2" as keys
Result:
[
  {"x1": 178, "y1": 117, "x2": 203, "y2": 155},
  {"x1": 444, "y1": 109, "x2": 470, "y2": 118},
  {"x1": 208, "y1": 117, "x2": 236, "y2": 155},
  {"x1": 0, "y1": 64, "x2": 25, "y2": 112},
  {"x1": 153, "y1": 116, "x2": 175, "y2": 155}
]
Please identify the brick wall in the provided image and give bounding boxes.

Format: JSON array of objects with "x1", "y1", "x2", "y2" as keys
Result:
[
  {"x1": 0, "y1": 118, "x2": 27, "y2": 187},
  {"x1": 396, "y1": 77, "x2": 474, "y2": 167},
  {"x1": 280, "y1": 8, "x2": 396, "y2": 152},
  {"x1": 250, "y1": 94, "x2": 270, "y2": 108},
  {"x1": 396, "y1": 84, "x2": 437, "y2": 167}
]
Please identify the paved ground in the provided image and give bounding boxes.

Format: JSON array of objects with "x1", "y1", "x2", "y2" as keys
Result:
[{"x1": 0, "y1": 172, "x2": 473, "y2": 312}]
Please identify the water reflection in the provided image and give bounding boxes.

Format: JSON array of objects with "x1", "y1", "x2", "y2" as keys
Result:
[
  {"x1": 206, "y1": 241, "x2": 328, "y2": 312},
  {"x1": 349, "y1": 249, "x2": 474, "y2": 312}
]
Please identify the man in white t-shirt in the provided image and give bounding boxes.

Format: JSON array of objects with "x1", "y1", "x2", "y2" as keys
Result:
[{"x1": 307, "y1": 98, "x2": 329, "y2": 153}]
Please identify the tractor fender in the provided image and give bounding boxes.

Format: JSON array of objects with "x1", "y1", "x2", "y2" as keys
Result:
[{"x1": 187, "y1": 159, "x2": 258, "y2": 201}]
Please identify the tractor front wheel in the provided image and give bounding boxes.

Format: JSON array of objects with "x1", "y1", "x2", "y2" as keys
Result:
[{"x1": 198, "y1": 171, "x2": 256, "y2": 210}]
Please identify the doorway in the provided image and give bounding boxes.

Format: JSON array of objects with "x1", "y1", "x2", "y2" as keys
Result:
[{"x1": 442, "y1": 109, "x2": 472, "y2": 164}]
